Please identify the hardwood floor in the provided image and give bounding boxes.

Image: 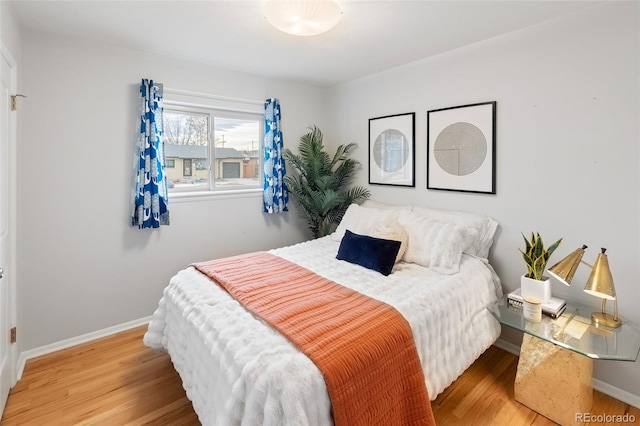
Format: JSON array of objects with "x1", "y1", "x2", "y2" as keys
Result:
[
  {"x1": 2, "y1": 326, "x2": 638, "y2": 425},
  {"x1": 2, "y1": 327, "x2": 199, "y2": 425}
]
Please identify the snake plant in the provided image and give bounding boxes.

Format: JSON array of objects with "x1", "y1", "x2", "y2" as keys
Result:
[{"x1": 520, "y1": 232, "x2": 562, "y2": 280}]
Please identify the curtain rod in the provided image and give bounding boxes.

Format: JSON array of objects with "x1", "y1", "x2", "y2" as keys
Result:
[{"x1": 163, "y1": 88, "x2": 264, "y2": 106}]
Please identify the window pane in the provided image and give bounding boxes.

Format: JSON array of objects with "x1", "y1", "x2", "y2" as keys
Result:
[
  {"x1": 164, "y1": 111, "x2": 209, "y2": 193},
  {"x1": 213, "y1": 117, "x2": 261, "y2": 188}
]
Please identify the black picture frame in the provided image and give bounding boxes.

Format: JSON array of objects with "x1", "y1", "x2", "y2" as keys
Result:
[
  {"x1": 427, "y1": 101, "x2": 496, "y2": 194},
  {"x1": 368, "y1": 112, "x2": 415, "y2": 187}
]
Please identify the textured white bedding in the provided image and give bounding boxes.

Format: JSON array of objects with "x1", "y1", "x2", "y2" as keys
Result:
[{"x1": 144, "y1": 236, "x2": 502, "y2": 426}]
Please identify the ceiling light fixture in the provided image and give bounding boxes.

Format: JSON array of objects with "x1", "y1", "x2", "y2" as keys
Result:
[{"x1": 263, "y1": 0, "x2": 343, "y2": 37}]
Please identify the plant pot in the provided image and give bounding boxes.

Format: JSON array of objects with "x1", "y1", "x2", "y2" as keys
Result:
[{"x1": 521, "y1": 275, "x2": 551, "y2": 303}]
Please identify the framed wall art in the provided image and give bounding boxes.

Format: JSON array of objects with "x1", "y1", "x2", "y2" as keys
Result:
[
  {"x1": 368, "y1": 112, "x2": 415, "y2": 187},
  {"x1": 427, "y1": 101, "x2": 496, "y2": 194}
]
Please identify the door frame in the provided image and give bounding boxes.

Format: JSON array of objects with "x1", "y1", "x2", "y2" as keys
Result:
[
  {"x1": 183, "y1": 158, "x2": 192, "y2": 177},
  {"x1": 1, "y1": 41, "x2": 18, "y2": 391}
]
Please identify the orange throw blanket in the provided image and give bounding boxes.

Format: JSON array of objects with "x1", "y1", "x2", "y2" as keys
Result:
[{"x1": 192, "y1": 252, "x2": 435, "y2": 426}]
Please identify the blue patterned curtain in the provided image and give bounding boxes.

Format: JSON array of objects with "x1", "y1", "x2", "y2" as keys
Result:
[
  {"x1": 263, "y1": 98, "x2": 289, "y2": 213},
  {"x1": 131, "y1": 79, "x2": 170, "y2": 228}
]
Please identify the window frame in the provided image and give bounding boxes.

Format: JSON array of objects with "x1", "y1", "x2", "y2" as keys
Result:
[{"x1": 162, "y1": 98, "x2": 264, "y2": 201}]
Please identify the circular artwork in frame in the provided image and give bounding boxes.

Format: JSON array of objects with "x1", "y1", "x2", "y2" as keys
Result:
[
  {"x1": 427, "y1": 101, "x2": 496, "y2": 194},
  {"x1": 368, "y1": 112, "x2": 415, "y2": 187},
  {"x1": 372, "y1": 128, "x2": 410, "y2": 173},
  {"x1": 433, "y1": 121, "x2": 487, "y2": 176}
]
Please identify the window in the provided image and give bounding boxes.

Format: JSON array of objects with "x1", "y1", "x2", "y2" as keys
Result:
[{"x1": 163, "y1": 105, "x2": 263, "y2": 194}]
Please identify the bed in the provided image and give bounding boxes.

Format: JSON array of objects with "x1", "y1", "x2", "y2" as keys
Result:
[{"x1": 144, "y1": 202, "x2": 502, "y2": 425}]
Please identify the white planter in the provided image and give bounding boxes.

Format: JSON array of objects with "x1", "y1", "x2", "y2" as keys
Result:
[{"x1": 521, "y1": 275, "x2": 551, "y2": 303}]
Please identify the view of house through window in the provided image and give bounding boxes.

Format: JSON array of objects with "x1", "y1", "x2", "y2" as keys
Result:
[{"x1": 163, "y1": 106, "x2": 262, "y2": 193}]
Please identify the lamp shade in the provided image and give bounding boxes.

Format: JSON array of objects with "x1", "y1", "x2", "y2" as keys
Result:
[
  {"x1": 583, "y1": 248, "x2": 616, "y2": 300},
  {"x1": 547, "y1": 245, "x2": 587, "y2": 286},
  {"x1": 263, "y1": 0, "x2": 343, "y2": 36}
]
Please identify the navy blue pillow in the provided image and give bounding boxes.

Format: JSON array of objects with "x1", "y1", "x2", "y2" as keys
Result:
[{"x1": 336, "y1": 230, "x2": 401, "y2": 276}]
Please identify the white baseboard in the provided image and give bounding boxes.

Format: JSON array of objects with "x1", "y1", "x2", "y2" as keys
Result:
[
  {"x1": 493, "y1": 338, "x2": 640, "y2": 410},
  {"x1": 493, "y1": 338, "x2": 521, "y2": 356},
  {"x1": 17, "y1": 316, "x2": 152, "y2": 381},
  {"x1": 592, "y1": 378, "x2": 640, "y2": 410}
]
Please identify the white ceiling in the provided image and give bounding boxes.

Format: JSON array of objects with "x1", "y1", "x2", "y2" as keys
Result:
[{"x1": 11, "y1": 0, "x2": 603, "y2": 88}]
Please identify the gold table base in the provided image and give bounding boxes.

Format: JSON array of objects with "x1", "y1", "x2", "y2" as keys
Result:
[{"x1": 515, "y1": 334, "x2": 593, "y2": 425}]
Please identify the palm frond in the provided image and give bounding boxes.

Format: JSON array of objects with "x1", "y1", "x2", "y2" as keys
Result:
[
  {"x1": 285, "y1": 126, "x2": 370, "y2": 238},
  {"x1": 332, "y1": 158, "x2": 360, "y2": 189},
  {"x1": 329, "y1": 143, "x2": 357, "y2": 169}
]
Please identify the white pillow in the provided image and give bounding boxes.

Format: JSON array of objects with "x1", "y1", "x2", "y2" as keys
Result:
[
  {"x1": 332, "y1": 204, "x2": 401, "y2": 242},
  {"x1": 361, "y1": 199, "x2": 412, "y2": 211},
  {"x1": 411, "y1": 205, "x2": 498, "y2": 259},
  {"x1": 398, "y1": 210, "x2": 477, "y2": 275},
  {"x1": 366, "y1": 221, "x2": 408, "y2": 263}
]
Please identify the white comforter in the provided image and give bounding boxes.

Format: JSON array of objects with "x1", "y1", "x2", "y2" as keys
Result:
[{"x1": 144, "y1": 236, "x2": 502, "y2": 426}]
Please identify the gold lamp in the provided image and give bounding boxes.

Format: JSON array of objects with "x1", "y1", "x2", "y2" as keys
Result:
[
  {"x1": 548, "y1": 246, "x2": 621, "y2": 328},
  {"x1": 547, "y1": 244, "x2": 588, "y2": 286}
]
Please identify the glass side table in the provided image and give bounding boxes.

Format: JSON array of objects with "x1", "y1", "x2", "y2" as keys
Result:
[{"x1": 489, "y1": 296, "x2": 640, "y2": 426}]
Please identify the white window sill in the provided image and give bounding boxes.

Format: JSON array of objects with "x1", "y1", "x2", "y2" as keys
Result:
[{"x1": 168, "y1": 188, "x2": 263, "y2": 203}]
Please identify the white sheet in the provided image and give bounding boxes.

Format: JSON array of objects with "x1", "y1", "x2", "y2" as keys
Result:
[{"x1": 144, "y1": 236, "x2": 502, "y2": 426}]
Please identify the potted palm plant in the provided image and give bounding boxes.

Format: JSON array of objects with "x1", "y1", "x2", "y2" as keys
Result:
[
  {"x1": 519, "y1": 232, "x2": 562, "y2": 302},
  {"x1": 284, "y1": 126, "x2": 370, "y2": 238}
]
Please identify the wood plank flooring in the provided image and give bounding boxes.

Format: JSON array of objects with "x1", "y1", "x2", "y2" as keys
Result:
[
  {"x1": 2, "y1": 326, "x2": 638, "y2": 425},
  {"x1": 2, "y1": 327, "x2": 198, "y2": 425}
]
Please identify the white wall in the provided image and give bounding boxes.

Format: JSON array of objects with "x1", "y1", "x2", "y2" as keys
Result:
[
  {"x1": 17, "y1": 31, "x2": 327, "y2": 353},
  {"x1": 328, "y1": 2, "x2": 640, "y2": 397},
  {"x1": 1, "y1": 1, "x2": 21, "y2": 57}
]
